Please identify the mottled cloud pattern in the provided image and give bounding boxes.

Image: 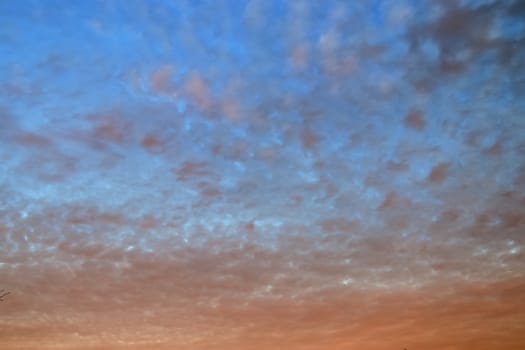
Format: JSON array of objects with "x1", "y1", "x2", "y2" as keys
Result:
[{"x1": 1, "y1": 0, "x2": 524, "y2": 349}]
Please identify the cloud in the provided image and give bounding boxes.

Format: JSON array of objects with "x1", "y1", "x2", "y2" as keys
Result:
[{"x1": 1, "y1": 1, "x2": 524, "y2": 349}]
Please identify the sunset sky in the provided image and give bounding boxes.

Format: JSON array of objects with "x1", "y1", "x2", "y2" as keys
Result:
[{"x1": 1, "y1": 0, "x2": 524, "y2": 349}]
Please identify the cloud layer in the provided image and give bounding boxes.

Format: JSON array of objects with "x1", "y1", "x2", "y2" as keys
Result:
[{"x1": 1, "y1": 0, "x2": 524, "y2": 349}]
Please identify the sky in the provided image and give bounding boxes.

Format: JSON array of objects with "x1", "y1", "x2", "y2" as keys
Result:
[{"x1": 0, "y1": 0, "x2": 524, "y2": 349}]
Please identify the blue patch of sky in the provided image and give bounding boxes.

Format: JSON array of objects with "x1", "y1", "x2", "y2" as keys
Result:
[{"x1": 2, "y1": 1, "x2": 523, "y2": 190}]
